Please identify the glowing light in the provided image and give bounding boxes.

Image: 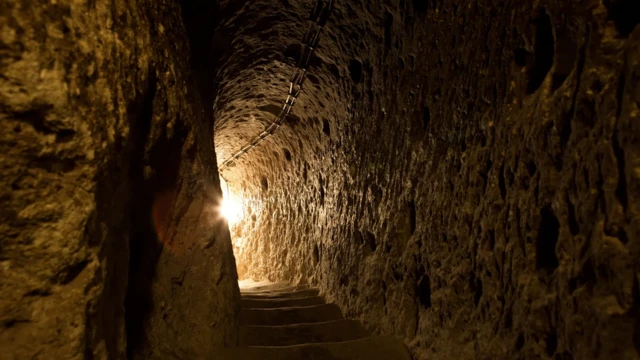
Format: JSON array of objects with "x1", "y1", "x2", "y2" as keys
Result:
[
  {"x1": 220, "y1": 194, "x2": 243, "y2": 225},
  {"x1": 218, "y1": 177, "x2": 244, "y2": 225}
]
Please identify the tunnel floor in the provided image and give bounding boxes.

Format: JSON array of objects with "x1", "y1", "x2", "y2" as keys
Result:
[{"x1": 220, "y1": 281, "x2": 411, "y2": 359}]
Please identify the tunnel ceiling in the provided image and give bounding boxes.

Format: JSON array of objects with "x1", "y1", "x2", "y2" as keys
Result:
[{"x1": 213, "y1": 0, "x2": 352, "y2": 188}]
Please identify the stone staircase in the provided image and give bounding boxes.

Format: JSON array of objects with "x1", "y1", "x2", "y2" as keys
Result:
[{"x1": 219, "y1": 281, "x2": 412, "y2": 359}]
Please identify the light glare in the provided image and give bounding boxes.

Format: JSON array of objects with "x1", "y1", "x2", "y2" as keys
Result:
[{"x1": 220, "y1": 194, "x2": 242, "y2": 225}]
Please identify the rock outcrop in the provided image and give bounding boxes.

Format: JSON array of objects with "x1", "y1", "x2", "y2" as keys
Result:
[{"x1": 1, "y1": 0, "x2": 238, "y2": 358}]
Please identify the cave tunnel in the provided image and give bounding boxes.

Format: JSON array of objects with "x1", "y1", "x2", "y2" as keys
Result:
[{"x1": 2, "y1": 0, "x2": 640, "y2": 359}]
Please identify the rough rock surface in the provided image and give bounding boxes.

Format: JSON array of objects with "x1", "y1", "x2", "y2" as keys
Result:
[
  {"x1": 1, "y1": 0, "x2": 238, "y2": 358},
  {"x1": 219, "y1": 1, "x2": 640, "y2": 359}
]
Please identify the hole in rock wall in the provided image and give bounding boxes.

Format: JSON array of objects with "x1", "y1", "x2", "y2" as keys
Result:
[
  {"x1": 363, "y1": 231, "x2": 377, "y2": 255},
  {"x1": 349, "y1": 59, "x2": 363, "y2": 84},
  {"x1": 471, "y1": 273, "x2": 483, "y2": 306},
  {"x1": 384, "y1": 12, "x2": 393, "y2": 55},
  {"x1": 536, "y1": 206, "x2": 560, "y2": 273},
  {"x1": 395, "y1": 201, "x2": 417, "y2": 254},
  {"x1": 284, "y1": 43, "x2": 302, "y2": 61},
  {"x1": 283, "y1": 148, "x2": 292, "y2": 161},
  {"x1": 322, "y1": 119, "x2": 331, "y2": 137},
  {"x1": 417, "y1": 274, "x2": 432, "y2": 308},
  {"x1": 513, "y1": 48, "x2": 531, "y2": 67},
  {"x1": 499, "y1": 161, "x2": 507, "y2": 199},
  {"x1": 409, "y1": 201, "x2": 416, "y2": 234},
  {"x1": 318, "y1": 174, "x2": 325, "y2": 206},
  {"x1": 546, "y1": 330, "x2": 558, "y2": 357},
  {"x1": 515, "y1": 333, "x2": 526, "y2": 351},
  {"x1": 527, "y1": 9, "x2": 554, "y2": 94},
  {"x1": 422, "y1": 106, "x2": 431, "y2": 132}
]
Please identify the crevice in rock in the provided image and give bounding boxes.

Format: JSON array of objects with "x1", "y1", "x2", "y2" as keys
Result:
[
  {"x1": 422, "y1": 106, "x2": 431, "y2": 132},
  {"x1": 124, "y1": 72, "x2": 163, "y2": 357},
  {"x1": 560, "y1": 30, "x2": 588, "y2": 150},
  {"x1": 515, "y1": 333, "x2": 525, "y2": 351},
  {"x1": 567, "y1": 196, "x2": 580, "y2": 235},
  {"x1": 384, "y1": 12, "x2": 393, "y2": 56}
]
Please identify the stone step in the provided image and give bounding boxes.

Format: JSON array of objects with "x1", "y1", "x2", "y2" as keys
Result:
[
  {"x1": 239, "y1": 281, "x2": 292, "y2": 292},
  {"x1": 241, "y1": 285, "x2": 309, "y2": 295},
  {"x1": 240, "y1": 304, "x2": 343, "y2": 326},
  {"x1": 241, "y1": 295, "x2": 325, "y2": 309},
  {"x1": 218, "y1": 336, "x2": 412, "y2": 360},
  {"x1": 241, "y1": 288, "x2": 320, "y2": 300},
  {"x1": 239, "y1": 319, "x2": 369, "y2": 346}
]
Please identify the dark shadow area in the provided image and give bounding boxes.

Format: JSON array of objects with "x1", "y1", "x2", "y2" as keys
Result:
[
  {"x1": 123, "y1": 72, "x2": 162, "y2": 357},
  {"x1": 604, "y1": 0, "x2": 640, "y2": 38},
  {"x1": 125, "y1": 76, "x2": 193, "y2": 356}
]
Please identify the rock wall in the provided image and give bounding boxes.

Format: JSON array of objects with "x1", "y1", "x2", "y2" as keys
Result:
[
  {"x1": 220, "y1": 0, "x2": 640, "y2": 359},
  {"x1": 1, "y1": 0, "x2": 238, "y2": 359}
]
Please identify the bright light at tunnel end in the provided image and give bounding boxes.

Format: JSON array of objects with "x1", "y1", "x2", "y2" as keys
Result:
[
  {"x1": 218, "y1": 177, "x2": 244, "y2": 226},
  {"x1": 220, "y1": 194, "x2": 243, "y2": 225}
]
